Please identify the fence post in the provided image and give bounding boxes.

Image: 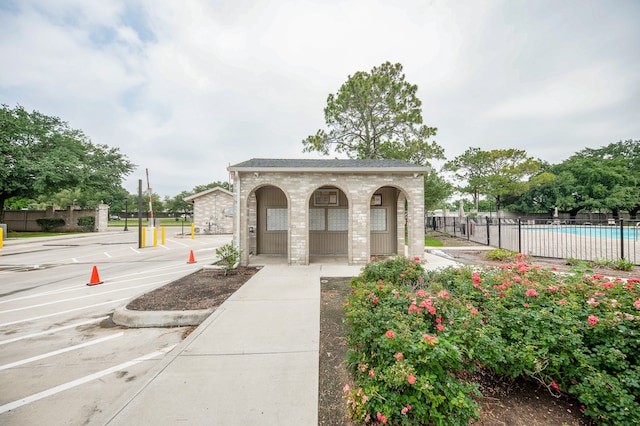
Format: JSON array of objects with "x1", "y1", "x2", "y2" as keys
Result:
[
  {"x1": 518, "y1": 218, "x2": 522, "y2": 253},
  {"x1": 498, "y1": 218, "x2": 502, "y2": 248},
  {"x1": 620, "y1": 218, "x2": 625, "y2": 260},
  {"x1": 467, "y1": 217, "x2": 470, "y2": 241},
  {"x1": 486, "y1": 216, "x2": 490, "y2": 246}
]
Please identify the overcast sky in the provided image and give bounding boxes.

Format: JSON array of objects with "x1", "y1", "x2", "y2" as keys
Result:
[{"x1": 2, "y1": 0, "x2": 639, "y2": 197}]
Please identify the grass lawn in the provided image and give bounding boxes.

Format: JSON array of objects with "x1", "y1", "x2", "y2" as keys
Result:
[
  {"x1": 424, "y1": 236, "x2": 444, "y2": 246},
  {"x1": 7, "y1": 231, "x2": 83, "y2": 238}
]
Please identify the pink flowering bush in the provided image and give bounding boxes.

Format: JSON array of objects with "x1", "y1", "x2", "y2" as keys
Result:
[
  {"x1": 361, "y1": 255, "x2": 425, "y2": 286},
  {"x1": 345, "y1": 256, "x2": 640, "y2": 425}
]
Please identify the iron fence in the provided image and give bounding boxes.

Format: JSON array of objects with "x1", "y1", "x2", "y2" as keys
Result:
[{"x1": 428, "y1": 216, "x2": 640, "y2": 265}]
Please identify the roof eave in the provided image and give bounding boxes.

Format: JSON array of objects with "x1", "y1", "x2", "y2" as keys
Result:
[{"x1": 227, "y1": 166, "x2": 430, "y2": 174}]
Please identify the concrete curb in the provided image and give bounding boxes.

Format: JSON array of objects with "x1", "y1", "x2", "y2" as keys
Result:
[{"x1": 112, "y1": 305, "x2": 214, "y2": 328}]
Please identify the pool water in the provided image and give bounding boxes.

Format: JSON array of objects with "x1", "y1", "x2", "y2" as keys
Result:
[{"x1": 525, "y1": 226, "x2": 639, "y2": 240}]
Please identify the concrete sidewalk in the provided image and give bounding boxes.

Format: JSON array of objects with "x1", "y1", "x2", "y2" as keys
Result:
[{"x1": 98, "y1": 253, "x2": 460, "y2": 425}]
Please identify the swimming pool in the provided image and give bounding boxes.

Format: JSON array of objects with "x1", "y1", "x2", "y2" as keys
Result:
[{"x1": 524, "y1": 225, "x2": 639, "y2": 240}]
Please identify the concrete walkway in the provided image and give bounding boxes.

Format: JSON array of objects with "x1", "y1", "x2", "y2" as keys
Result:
[{"x1": 97, "y1": 252, "x2": 460, "y2": 425}]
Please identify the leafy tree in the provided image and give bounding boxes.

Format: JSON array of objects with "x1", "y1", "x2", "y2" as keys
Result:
[
  {"x1": 444, "y1": 148, "x2": 542, "y2": 212},
  {"x1": 510, "y1": 140, "x2": 640, "y2": 220},
  {"x1": 424, "y1": 169, "x2": 454, "y2": 211},
  {"x1": 576, "y1": 139, "x2": 640, "y2": 219},
  {"x1": 165, "y1": 191, "x2": 193, "y2": 216},
  {"x1": 481, "y1": 149, "x2": 542, "y2": 212},
  {"x1": 443, "y1": 147, "x2": 489, "y2": 209},
  {"x1": 302, "y1": 62, "x2": 444, "y2": 166},
  {"x1": 0, "y1": 104, "x2": 135, "y2": 221}
]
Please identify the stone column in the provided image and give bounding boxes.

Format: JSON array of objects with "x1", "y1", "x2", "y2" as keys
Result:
[{"x1": 96, "y1": 204, "x2": 109, "y2": 232}]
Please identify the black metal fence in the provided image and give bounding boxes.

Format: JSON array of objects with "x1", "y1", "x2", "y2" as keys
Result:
[{"x1": 428, "y1": 216, "x2": 640, "y2": 265}]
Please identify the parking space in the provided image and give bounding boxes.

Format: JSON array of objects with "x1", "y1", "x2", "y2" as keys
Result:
[{"x1": 0, "y1": 230, "x2": 231, "y2": 424}]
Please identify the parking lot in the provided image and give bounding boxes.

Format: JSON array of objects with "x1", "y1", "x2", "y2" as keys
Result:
[{"x1": 0, "y1": 230, "x2": 231, "y2": 424}]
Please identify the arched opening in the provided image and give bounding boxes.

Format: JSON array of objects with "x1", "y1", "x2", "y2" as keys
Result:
[
  {"x1": 370, "y1": 186, "x2": 406, "y2": 256},
  {"x1": 251, "y1": 185, "x2": 288, "y2": 256},
  {"x1": 308, "y1": 186, "x2": 349, "y2": 258}
]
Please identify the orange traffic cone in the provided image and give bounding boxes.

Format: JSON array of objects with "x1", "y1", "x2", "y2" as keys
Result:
[
  {"x1": 187, "y1": 250, "x2": 196, "y2": 264},
  {"x1": 87, "y1": 266, "x2": 103, "y2": 286}
]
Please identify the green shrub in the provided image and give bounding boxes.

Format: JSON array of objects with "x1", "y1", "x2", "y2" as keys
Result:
[
  {"x1": 360, "y1": 255, "x2": 425, "y2": 287},
  {"x1": 77, "y1": 216, "x2": 95, "y2": 232},
  {"x1": 484, "y1": 248, "x2": 518, "y2": 262},
  {"x1": 215, "y1": 243, "x2": 242, "y2": 275},
  {"x1": 345, "y1": 256, "x2": 640, "y2": 425},
  {"x1": 609, "y1": 258, "x2": 634, "y2": 271},
  {"x1": 35, "y1": 218, "x2": 65, "y2": 232}
]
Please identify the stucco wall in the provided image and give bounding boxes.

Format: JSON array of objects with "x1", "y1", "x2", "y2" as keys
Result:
[{"x1": 234, "y1": 171, "x2": 425, "y2": 265}]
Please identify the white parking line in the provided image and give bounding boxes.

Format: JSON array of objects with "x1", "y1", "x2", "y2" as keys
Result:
[
  {"x1": 0, "y1": 297, "x2": 131, "y2": 328},
  {"x1": 167, "y1": 239, "x2": 189, "y2": 248},
  {"x1": 0, "y1": 344, "x2": 176, "y2": 414},
  {"x1": 0, "y1": 332, "x2": 124, "y2": 371},
  {"x1": 0, "y1": 283, "x2": 158, "y2": 314},
  {"x1": 0, "y1": 265, "x2": 199, "y2": 305},
  {"x1": 0, "y1": 317, "x2": 108, "y2": 346}
]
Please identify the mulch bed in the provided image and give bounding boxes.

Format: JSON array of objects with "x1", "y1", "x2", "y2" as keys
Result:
[{"x1": 125, "y1": 266, "x2": 258, "y2": 311}]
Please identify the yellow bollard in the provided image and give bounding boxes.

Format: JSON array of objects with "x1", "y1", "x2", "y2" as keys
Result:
[
  {"x1": 153, "y1": 227, "x2": 157, "y2": 247},
  {"x1": 141, "y1": 228, "x2": 146, "y2": 248},
  {"x1": 161, "y1": 227, "x2": 165, "y2": 245},
  {"x1": 191, "y1": 223, "x2": 195, "y2": 239},
  {"x1": 0, "y1": 228, "x2": 3, "y2": 249}
]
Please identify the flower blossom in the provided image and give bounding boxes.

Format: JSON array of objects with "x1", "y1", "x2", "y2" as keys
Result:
[
  {"x1": 437, "y1": 289, "x2": 450, "y2": 299},
  {"x1": 408, "y1": 304, "x2": 420, "y2": 314},
  {"x1": 423, "y1": 333, "x2": 438, "y2": 345},
  {"x1": 551, "y1": 381, "x2": 560, "y2": 391},
  {"x1": 376, "y1": 412, "x2": 388, "y2": 424},
  {"x1": 588, "y1": 315, "x2": 599, "y2": 326},
  {"x1": 634, "y1": 299, "x2": 640, "y2": 311},
  {"x1": 395, "y1": 352, "x2": 403, "y2": 360},
  {"x1": 470, "y1": 308, "x2": 479, "y2": 315},
  {"x1": 401, "y1": 404, "x2": 412, "y2": 415},
  {"x1": 525, "y1": 289, "x2": 539, "y2": 297},
  {"x1": 385, "y1": 330, "x2": 396, "y2": 339},
  {"x1": 369, "y1": 369, "x2": 375, "y2": 378},
  {"x1": 407, "y1": 375, "x2": 416, "y2": 384}
]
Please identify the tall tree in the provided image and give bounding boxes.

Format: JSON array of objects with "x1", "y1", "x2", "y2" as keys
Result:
[
  {"x1": 444, "y1": 148, "x2": 542, "y2": 212},
  {"x1": 302, "y1": 62, "x2": 444, "y2": 166},
  {"x1": 0, "y1": 104, "x2": 135, "y2": 221},
  {"x1": 443, "y1": 147, "x2": 490, "y2": 210},
  {"x1": 481, "y1": 149, "x2": 542, "y2": 211}
]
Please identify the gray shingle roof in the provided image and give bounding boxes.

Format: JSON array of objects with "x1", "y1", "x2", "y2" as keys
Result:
[{"x1": 228, "y1": 158, "x2": 428, "y2": 172}]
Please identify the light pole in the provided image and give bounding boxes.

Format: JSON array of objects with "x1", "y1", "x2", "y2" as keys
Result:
[{"x1": 124, "y1": 196, "x2": 129, "y2": 231}]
